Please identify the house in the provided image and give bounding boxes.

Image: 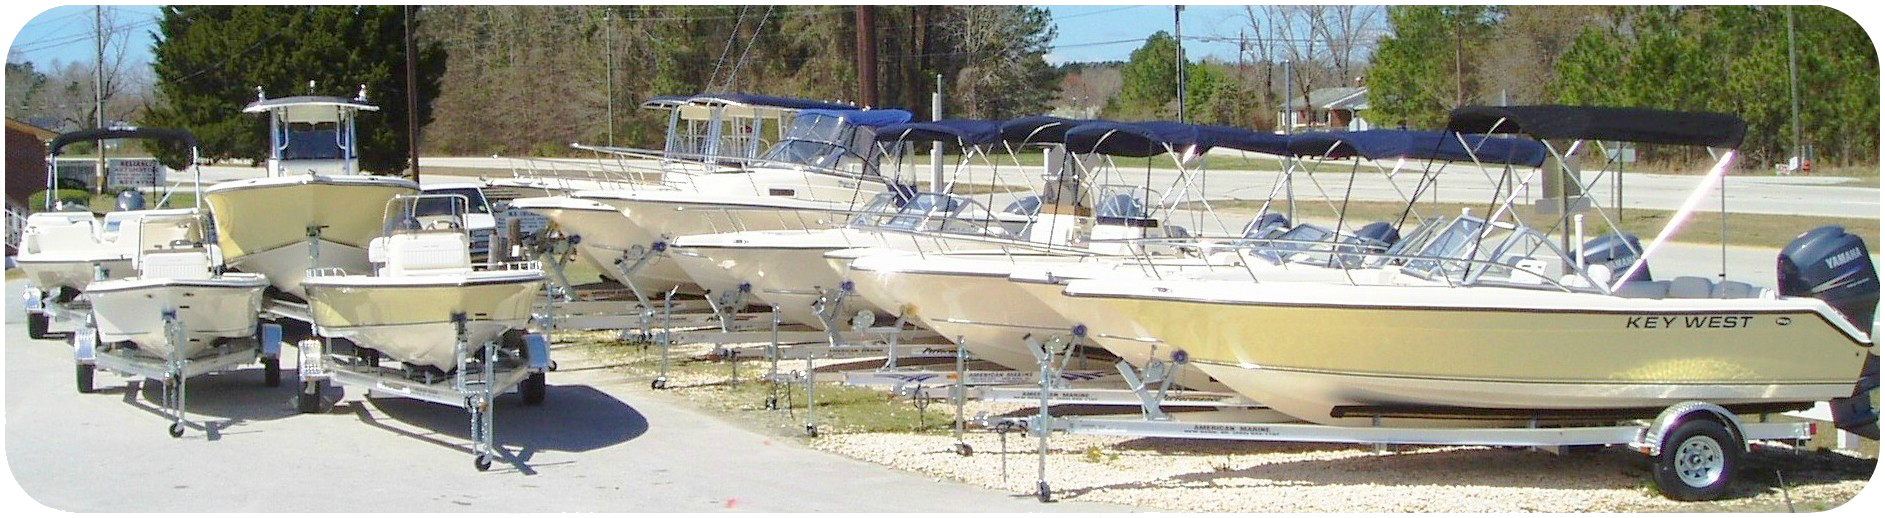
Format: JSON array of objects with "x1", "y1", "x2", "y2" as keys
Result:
[
  {"x1": 1276, "y1": 86, "x2": 1371, "y2": 133},
  {"x1": 6, "y1": 117, "x2": 58, "y2": 208}
]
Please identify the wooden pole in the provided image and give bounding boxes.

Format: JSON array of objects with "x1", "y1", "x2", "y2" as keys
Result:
[
  {"x1": 855, "y1": 6, "x2": 878, "y2": 107},
  {"x1": 405, "y1": 5, "x2": 421, "y2": 180}
]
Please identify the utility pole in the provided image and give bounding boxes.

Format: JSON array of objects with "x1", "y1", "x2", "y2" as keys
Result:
[
  {"x1": 932, "y1": 74, "x2": 944, "y2": 192},
  {"x1": 404, "y1": 5, "x2": 421, "y2": 181},
  {"x1": 94, "y1": 5, "x2": 106, "y2": 194},
  {"x1": 605, "y1": 10, "x2": 616, "y2": 147},
  {"x1": 1174, "y1": 5, "x2": 1186, "y2": 123},
  {"x1": 854, "y1": 6, "x2": 879, "y2": 107},
  {"x1": 1238, "y1": 29, "x2": 1248, "y2": 128},
  {"x1": 1787, "y1": 5, "x2": 1802, "y2": 168}
]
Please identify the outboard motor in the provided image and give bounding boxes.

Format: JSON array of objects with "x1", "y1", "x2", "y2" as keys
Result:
[
  {"x1": 115, "y1": 190, "x2": 147, "y2": 211},
  {"x1": 1781, "y1": 226, "x2": 1880, "y2": 440},
  {"x1": 1581, "y1": 233, "x2": 1650, "y2": 282},
  {"x1": 1242, "y1": 213, "x2": 1291, "y2": 239},
  {"x1": 1350, "y1": 221, "x2": 1401, "y2": 251},
  {"x1": 1779, "y1": 225, "x2": 1878, "y2": 331}
]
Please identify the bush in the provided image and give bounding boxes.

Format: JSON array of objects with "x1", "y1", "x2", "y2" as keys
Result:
[{"x1": 26, "y1": 189, "x2": 93, "y2": 213}]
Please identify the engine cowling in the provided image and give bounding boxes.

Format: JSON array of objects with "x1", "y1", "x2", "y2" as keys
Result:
[
  {"x1": 1581, "y1": 233, "x2": 1650, "y2": 282},
  {"x1": 1778, "y1": 225, "x2": 1878, "y2": 332}
]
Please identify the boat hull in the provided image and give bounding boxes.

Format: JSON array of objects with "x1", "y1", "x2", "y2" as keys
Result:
[
  {"x1": 204, "y1": 175, "x2": 419, "y2": 296},
  {"x1": 1070, "y1": 280, "x2": 1874, "y2": 426},
  {"x1": 850, "y1": 252, "x2": 1073, "y2": 371},
  {"x1": 15, "y1": 255, "x2": 133, "y2": 294},
  {"x1": 507, "y1": 196, "x2": 648, "y2": 290},
  {"x1": 85, "y1": 274, "x2": 269, "y2": 357},
  {"x1": 585, "y1": 192, "x2": 851, "y2": 297},
  {"x1": 303, "y1": 273, "x2": 544, "y2": 369}
]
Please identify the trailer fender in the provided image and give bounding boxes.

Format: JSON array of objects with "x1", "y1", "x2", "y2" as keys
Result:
[
  {"x1": 23, "y1": 285, "x2": 43, "y2": 313},
  {"x1": 72, "y1": 326, "x2": 97, "y2": 363},
  {"x1": 1633, "y1": 402, "x2": 1747, "y2": 456},
  {"x1": 258, "y1": 323, "x2": 283, "y2": 358},
  {"x1": 524, "y1": 333, "x2": 552, "y2": 371}
]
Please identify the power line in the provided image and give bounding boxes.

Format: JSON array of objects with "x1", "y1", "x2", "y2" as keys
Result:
[
  {"x1": 10, "y1": 19, "x2": 156, "y2": 56},
  {"x1": 1055, "y1": 5, "x2": 1148, "y2": 21}
]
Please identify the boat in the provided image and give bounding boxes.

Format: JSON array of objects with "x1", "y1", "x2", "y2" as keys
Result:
[
  {"x1": 201, "y1": 90, "x2": 420, "y2": 298},
  {"x1": 17, "y1": 127, "x2": 214, "y2": 339},
  {"x1": 842, "y1": 120, "x2": 1235, "y2": 371},
  {"x1": 302, "y1": 194, "x2": 545, "y2": 371},
  {"x1": 1059, "y1": 106, "x2": 1879, "y2": 427},
  {"x1": 667, "y1": 119, "x2": 1045, "y2": 328},
  {"x1": 569, "y1": 106, "x2": 914, "y2": 298},
  {"x1": 85, "y1": 211, "x2": 269, "y2": 360},
  {"x1": 506, "y1": 94, "x2": 867, "y2": 294},
  {"x1": 1016, "y1": 128, "x2": 1554, "y2": 391}
]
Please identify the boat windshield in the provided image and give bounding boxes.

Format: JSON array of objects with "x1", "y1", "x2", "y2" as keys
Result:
[
  {"x1": 1390, "y1": 215, "x2": 1582, "y2": 288},
  {"x1": 382, "y1": 194, "x2": 470, "y2": 236},
  {"x1": 760, "y1": 112, "x2": 858, "y2": 169},
  {"x1": 848, "y1": 192, "x2": 1010, "y2": 237},
  {"x1": 281, "y1": 122, "x2": 344, "y2": 160}
]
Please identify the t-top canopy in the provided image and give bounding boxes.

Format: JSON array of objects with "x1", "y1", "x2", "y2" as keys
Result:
[
  {"x1": 688, "y1": 93, "x2": 858, "y2": 111},
  {"x1": 798, "y1": 109, "x2": 915, "y2": 128},
  {"x1": 49, "y1": 127, "x2": 201, "y2": 155},
  {"x1": 1066, "y1": 121, "x2": 1219, "y2": 157},
  {"x1": 1301, "y1": 130, "x2": 1548, "y2": 167},
  {"x1": 243, "y1": 95, "x2": 379, "y2": 124},
  {"x1": 1446, "y1": 105, "x2": 1747, "y2": 149},
  {"x1": 873, "y1": 120, "x2": 1003, "y2": 146},
  {"x1": 999, "y1": 116, "x2": 1089, "y2": 145},
  {"x1": 641, "y1": 94, "x2": 696, "y2": 109}
]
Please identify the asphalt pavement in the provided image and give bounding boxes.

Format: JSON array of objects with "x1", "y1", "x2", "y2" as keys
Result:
[{"x1": 1, "y1": 279, "x2": 1129, "y2": 512}]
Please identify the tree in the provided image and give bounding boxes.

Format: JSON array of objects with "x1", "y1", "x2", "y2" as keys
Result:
[
  {"x1": 142, "y1": 6, "x2": 446, "y2": 173},
  {"x1": 946, "y1": 6, "x2": 1058, "y2": 119},
  {"x1": 1107, "y1": 31, "x2": 1179, "y2": 120},
  {"x1": 1366, "y1": 6, "x2": 1498, "y2": 129}
]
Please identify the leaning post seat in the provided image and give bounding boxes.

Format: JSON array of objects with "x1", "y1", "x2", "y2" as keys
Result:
[{"x1": 383, "y1": 231, "x2": 473, "y2": 276}]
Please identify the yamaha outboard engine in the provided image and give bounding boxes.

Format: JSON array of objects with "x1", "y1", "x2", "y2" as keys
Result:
[
  {"x1": 1779, "y1": 225, "x2": 1878, "y2": 331},
  {"x1": 115, "y1": 190, "x2": 147, "y2": 211},
  {"x1": 1242, "y1": 213, "x2": 1291, "y2": 239},
  {"x1": 114, "y1": 191, "x2": 147, "y2": 210},
  {"x1": 1780, "y1": 225, "x2": 1880, "y2": 440},
  {"x1": 1350, "y1": 221, "x2": 1401, "y2": 251},
  {"x1": 1581, "y1": 233, "x2": 1650, "y2": 282}
]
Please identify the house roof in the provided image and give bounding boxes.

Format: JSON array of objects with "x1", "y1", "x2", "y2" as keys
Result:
[
  {"x1": 1281, "y1": 87, "x2": 1368, "y2": 111},
  {"x1": 5, "y1": 118, "x2": 57, "y2": 140}
]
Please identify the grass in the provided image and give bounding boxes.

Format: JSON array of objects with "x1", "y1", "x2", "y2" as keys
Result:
[
  {"x1": 577, "y1": 332, "x2": 957, "y2": 436},
  {"x1": 1192, "y1": 199, "x2": 1879, "y2": 250}
]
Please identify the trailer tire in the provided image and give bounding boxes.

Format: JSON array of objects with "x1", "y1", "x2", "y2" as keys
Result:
[
  {"x1": 1653, "y1": 418, "x2": 1740, "y2": 501},
  {"x1": 474, "y1": 454, "x2": 493, "y2": 472},
  {"x1": 76, "y1": 363, "x2": 95, "y2": 394},
  {"x1": 27, "y1": 311, "x2": 50, "y2": 339},
  {"x1": 261, "y1": 357, "x2": 282, "y2": 387},
  {"x1": 168, "y1": 422, "x2": 185, "y2": 438},
  {"x1": 296, "y1": 381, "x2": 325, "y2": 413},
  {"x1": 522, "y1": 372, "x2": 546, "y2": 406}
]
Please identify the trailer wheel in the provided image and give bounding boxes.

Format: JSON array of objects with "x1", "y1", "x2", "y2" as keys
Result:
[
  {"x1": 954, "y1": 443, "x2": 974, "y2": 456},
  {"x1": 168, "y1": 422, "x2": 185, "y2": 438},
  {"x1": 474, "y1": 454, "x2": 493, "y2": 472},
  {"x1": 522, "y1": 372, "x2": 546, "y2": 406},
  {"x1": 76, "y1": 363, "x2": 95, "y2": 394},
  {"x1": 296, "y1": 381, "x2": 325, "y2": 413},
  {"x1": 261, "y1": 357, "x2": 282, "y2": 387},
  {"x1": 27, "y1": 312, "x2": 50, "y2": 339},
  {"x1": 1036, "y1": 481, "x2": 1052, "y2": 503},
  {"x1": 1653, "y1": 418, "x2": 1740, "y2": 501}
]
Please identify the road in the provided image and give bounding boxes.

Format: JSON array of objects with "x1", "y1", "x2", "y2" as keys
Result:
[
  {"x1": 166, "y1": 155, "x2": 1878, "y2": 220},
  {"x1": 1, "y1": 280, "x2": 1128, "y2": 512}
]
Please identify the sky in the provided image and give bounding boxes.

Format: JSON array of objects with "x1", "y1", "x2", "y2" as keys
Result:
[{"x1": 4, "y1": 4, "x2": 1258, "y2": 68}]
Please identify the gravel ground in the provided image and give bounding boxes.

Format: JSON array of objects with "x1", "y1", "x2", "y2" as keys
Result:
[{"x1": 570, "y1": 331, "x2": 1879, "y2": 512}]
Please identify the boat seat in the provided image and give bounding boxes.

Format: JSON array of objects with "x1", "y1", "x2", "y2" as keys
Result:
[
  {"x1": 385, "y1": 231, "x2": 472, "y2": 276},
  {"x1": 25, "y1": 218, "x2": 102, "y2": 253},
  {"x1": 139, "y1": 250, "x2": 213, "y2": 280},
  {"x1": 1712, "y1": 280, "x2": 1765, "y2": 299},
  {"x1": 1666, "y1": 276, "x2": 1716, "y2": 298},
  {"x1": 1613, "y1": 280, "x2": 1670, "y2": 299}
]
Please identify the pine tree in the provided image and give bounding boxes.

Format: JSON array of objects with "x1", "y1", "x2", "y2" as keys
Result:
[{"x1": 142, "y1": 6, "x2": 445, "y2": 174}]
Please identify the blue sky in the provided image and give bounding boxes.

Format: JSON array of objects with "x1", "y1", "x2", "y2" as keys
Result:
[{"x1": 5, "y1": 5, "x2": 1253, "y2": 67}]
